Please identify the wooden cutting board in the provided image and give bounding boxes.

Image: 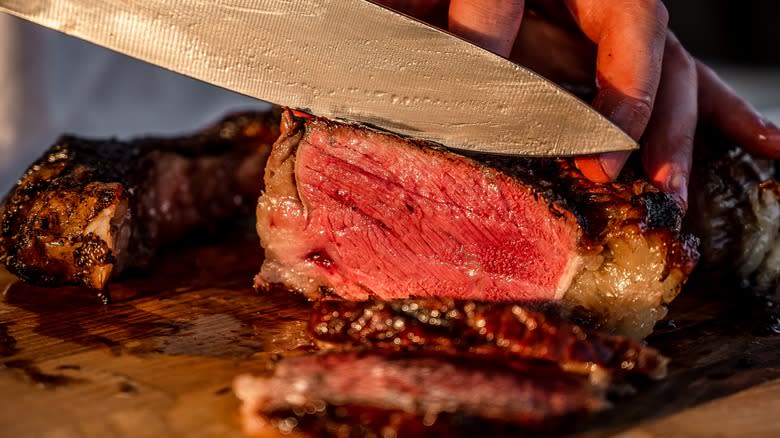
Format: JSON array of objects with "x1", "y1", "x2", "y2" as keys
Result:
[{"x1": 1, "y1": 228, "x2": 779, "y2": 437}]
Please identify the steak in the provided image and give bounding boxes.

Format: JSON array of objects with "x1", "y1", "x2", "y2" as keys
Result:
[
  {"x1": 685, "y1": 128, "x2": 780, "y2": 297},
  {"x1": 0, "y1": 110, "x2": 280, "y2": 294},
  {"x1": 256, "y1": 110, "x2": 699, "y2": 339},
  {"x1": 310, "y1": 298, "x2": 668, "y2": 379},
  {"x1": 234, "y1": 351, "x2": 607, "y2": 438}
]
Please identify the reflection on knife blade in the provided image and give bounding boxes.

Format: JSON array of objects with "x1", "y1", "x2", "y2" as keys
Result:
[{"x1": 0, "y1": 0, "x2": 637, "y2": 156}]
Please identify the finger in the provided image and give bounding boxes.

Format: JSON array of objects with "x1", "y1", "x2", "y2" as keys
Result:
[
  {"x1": 525, "y1": 0, "x2": 581, "y2": 32},
  {"x1": 697, "y1": 60, "x2": 780, "y2": 158},
  {"x1": 448, "y1": 0, "x2": 526, "y2": 57},
  {"x1": 641, "y1": 33, "x2": 697, "y2": 209},
  {"x1": 568, "y1": 0, "x2": 668, "y2": 181},
  {"x1": 510, "y1": 7, "x2": 596, "y2": 90},
  {"x1": 372, "y1": 0, "x2": 447, "y2": 20}
]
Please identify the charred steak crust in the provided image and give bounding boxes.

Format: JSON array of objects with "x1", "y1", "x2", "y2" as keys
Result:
[
  {"x1": 0, "y1": 110, "x2": 280, "y2": 291},
  {"x1": 685, "y1": 128, "x2": 780, "y2": 296},
  {"x1": 310, "y1": 298, "x2": 668, "y2": 379},
  {"x1": 257, "y1": 110, "x2": 699, "y2": 338}
]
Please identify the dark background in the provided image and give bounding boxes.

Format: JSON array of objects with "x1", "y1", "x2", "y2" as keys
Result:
[{"x1": 665, "y1": 0, "x2": 780, "y2": 65}]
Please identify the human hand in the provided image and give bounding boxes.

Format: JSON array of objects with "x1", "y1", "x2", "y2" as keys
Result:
[{"x1": 374, "y1": 0, "x2": 780, "y2": 209}]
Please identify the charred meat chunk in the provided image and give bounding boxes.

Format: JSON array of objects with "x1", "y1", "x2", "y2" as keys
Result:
[
  {"x1": 310, "y1": 298, "x2": 668, "y2": 379},
  {"x1": 685, "y1": 128, "x2": 780, "y2": 297},
  {"x1": 0, "y1": 110, "x2": 280, "y2": 291}
]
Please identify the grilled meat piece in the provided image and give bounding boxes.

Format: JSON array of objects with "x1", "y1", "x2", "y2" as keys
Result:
[
  {"x1": 0, "y1": 110, "x2": 280, "y2": 292},
  {"x1": 310, "y1": 298, "x2": 668, "y2": 379},
  {"x1": 234, "y1": 351, "x2": 607, "y2": 438},
  {"x1": 685, "y1": 129, "x2": 780, "y2": 296},
  {"x1": 256, "y1": 110, "x2": 699, "y2": 339}
]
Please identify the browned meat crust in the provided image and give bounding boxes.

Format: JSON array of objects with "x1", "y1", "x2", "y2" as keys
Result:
[
  {"x1": 0, "y1": 110, "x2": 280, "y2": 293},
  {"x1": 234, "y1": 351, "x2": 607, "y2": 438},
  {"x1": 310, "y1": 298, "x2": 668, "y2": 379},
  {"x1": 257, "y1": 110, "x2": 699, "y2": 338},
  {"x1": 685, "y1": 128, "x2": 780, "y2": 297}
]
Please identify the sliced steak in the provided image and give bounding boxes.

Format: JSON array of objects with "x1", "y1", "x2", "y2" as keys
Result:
[
  {"x1": 0, "y1": 110, "x2": 280, "y2": 293},
  {"x1": 234, "y1": 351, "x2": 606, "y2": 438},
  {"x1": 256, "y1": 110, "x2": 699, "y2": 339},
  {"x1": 310, "y1": 298, "x2": 668, "y2": 379}
]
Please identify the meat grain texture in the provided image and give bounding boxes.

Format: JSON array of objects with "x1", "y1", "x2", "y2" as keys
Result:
[{"x1": 256, "y1": 110, "x2": 699, "y2": 339}]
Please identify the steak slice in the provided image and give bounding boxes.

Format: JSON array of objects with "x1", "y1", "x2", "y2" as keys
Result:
[
  {"x1": 234, "y1": 351, "x2": 607, "y2": 438},
  {"x1": 0, "y1": 110, "x2": 280, "y2": 293},
  {"x1": 256, "y1": 110, "x2": 699, "y2": 339},
  {"x1": 310, "y1": 298, "x2": 668, "y2": 379}
]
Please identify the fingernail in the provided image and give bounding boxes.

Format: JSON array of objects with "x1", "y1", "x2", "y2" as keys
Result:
[
  {"x1": 598, "y1": 151, "x2": 630, "y2": 181},
  {"x1": 758, "y1": 117, "x2": 780, "y2": 141}
]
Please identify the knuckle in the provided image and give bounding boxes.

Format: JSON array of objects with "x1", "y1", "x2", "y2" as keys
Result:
[
  {"x1": 654, "y1": 1, "x2": 670, "y2": 28},
  {"x1": 631, "y1": 0, "x2": 669, "y2": 31},
  {"x1": 616, "y1": 85, "x2": 655, "y2": 113},
  {"x1": 665, "y1": 38, "x2": 696, "y2": 73},
  {"x1": 630, "y1": 95, "x2": 655, "y2": 120}
]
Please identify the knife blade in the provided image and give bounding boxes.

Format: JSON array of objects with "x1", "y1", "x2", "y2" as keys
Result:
[{"x1": 0, "y1": 0, "x2": 638, "y2": 156}]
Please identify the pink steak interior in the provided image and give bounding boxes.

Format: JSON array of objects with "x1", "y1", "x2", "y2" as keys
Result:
[{"x1": 279, "y1": 122, "x2": 580, "y2": 301}]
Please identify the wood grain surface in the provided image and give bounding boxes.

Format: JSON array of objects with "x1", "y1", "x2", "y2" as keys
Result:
[{"x1": 1, "y1": 226, "x2": 779, "y2": 437}]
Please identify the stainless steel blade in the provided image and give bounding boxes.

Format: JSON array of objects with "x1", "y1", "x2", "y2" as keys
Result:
[{"x1": 0, "y1": 0, "x2": 638, "y2": 156}]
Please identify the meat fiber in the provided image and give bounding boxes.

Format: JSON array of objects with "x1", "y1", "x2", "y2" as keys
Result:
[
  {"x1": 234, "y1": 351, "x2": 607, "y2": 438},
  {"x1": 0, "y1": 110, "x2": 279, "y2": 293},
  {"x1": 309, "y1": 298, "x2": 668, "y2": 379},
  {"x1": 256, "y1": 110, "x2": 699, "y2": 339}
]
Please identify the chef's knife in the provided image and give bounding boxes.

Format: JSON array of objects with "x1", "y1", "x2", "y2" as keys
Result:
[{"x1": 0, "y1": 0, "x2": 638, "y2": 156}]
